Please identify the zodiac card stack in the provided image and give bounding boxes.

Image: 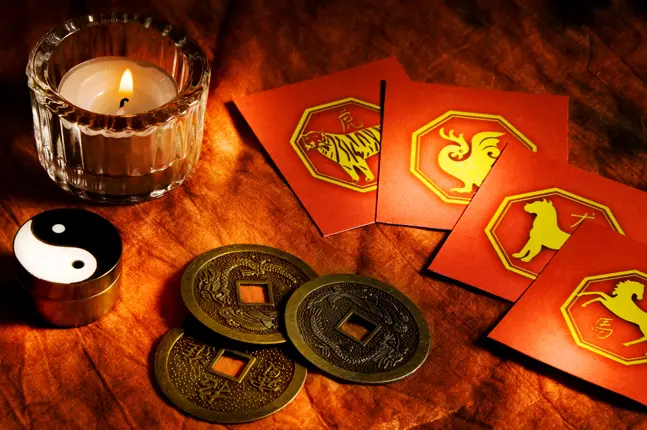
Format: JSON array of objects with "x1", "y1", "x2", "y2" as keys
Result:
[
  {"x1": 430, "y1": 145, "x2": 647, "y2": 405},
  {"x1": 489, "y1": 222, "x2": 647, "y2": 406},
  {"x1": 235, "y1": 56, "x2": 647, "y2": 404}
]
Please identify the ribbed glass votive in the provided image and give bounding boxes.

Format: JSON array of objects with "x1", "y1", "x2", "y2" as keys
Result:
[{"x1": 26, "y1": 14, "x2": 210, "y2": 203}]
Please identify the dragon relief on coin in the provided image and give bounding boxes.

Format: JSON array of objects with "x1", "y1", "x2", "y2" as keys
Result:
[
  {"x1": 168, "y1": 336, "x2": 295, "y2": 412},
  {"x1": 194, "y1": 252, "x2": 311, "y2": 335},
  {"x1": 296, "y1": 283, "x2": 419, "y2": 373}
]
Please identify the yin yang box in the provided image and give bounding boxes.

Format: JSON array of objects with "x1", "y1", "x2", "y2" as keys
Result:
[{"x1": 13, "y1": 209, "x2": 123, "y2": 327}]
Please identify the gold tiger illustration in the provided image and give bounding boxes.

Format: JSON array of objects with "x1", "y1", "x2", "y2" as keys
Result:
[{"x1": 298, "y1": 125, "x2": 381, "y2": 182}]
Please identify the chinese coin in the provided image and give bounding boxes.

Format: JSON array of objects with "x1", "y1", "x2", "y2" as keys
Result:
[
  {"x1": 284, "y1": 274, "x2": 430, "y2": 384},
  {"x1": 182, "y1": 245, "x2": 317, "y2": 344},
  {"x1": 154, "y1": 328, "x2": 307, "y2": 423}
]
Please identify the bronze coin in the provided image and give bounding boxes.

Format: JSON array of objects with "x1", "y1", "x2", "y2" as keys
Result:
[
  {"x1": 154, "y1": 328, "x2": 307, "y2": 423},
  {"x1": 284, "y1": 274, "x2": 431, "y2": 384},
  {"x1": 182, "y1": 245, "x2": 317, "y2": 344}
]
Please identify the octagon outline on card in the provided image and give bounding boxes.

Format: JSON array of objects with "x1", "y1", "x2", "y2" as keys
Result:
[
  {"x1": 561, "y1": 270, "x2": 647, "y2": 366},
  {"x1": 289, "y1": 97, "x2": 381, "y2": 193},
  {"x1": 485, "y1": 188, "x2": 624, "y2": 279},
  {"x1": 410, "y1": 111, "x2": 537, "y2": 205}
]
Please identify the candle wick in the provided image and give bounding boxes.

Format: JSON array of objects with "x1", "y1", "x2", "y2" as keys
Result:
[{"x1": 119, "y1": 98, "x2": 129, "y2": 108}]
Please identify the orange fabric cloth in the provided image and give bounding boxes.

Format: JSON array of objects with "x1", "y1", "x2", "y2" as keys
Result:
[{"x1": 1, "y1": 0, "x2": 646, "y2": 428}]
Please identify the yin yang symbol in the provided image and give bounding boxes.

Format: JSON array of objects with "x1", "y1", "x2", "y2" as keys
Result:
[{"x1": 14, "y1": 209, "x2": 122, "y2": 284}]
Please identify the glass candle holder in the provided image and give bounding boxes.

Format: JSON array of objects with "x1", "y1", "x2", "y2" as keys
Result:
[{"x1": 26, "y1": 14, "x2": 210, "y2": 203}]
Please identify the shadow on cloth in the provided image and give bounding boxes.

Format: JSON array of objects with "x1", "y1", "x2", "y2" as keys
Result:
[
  {"x1": 157, "y1": 261, "x2": 191, "y2": 328},
  {"x1": 0, "y1": 251, "x2": 35, "y2": 327}
]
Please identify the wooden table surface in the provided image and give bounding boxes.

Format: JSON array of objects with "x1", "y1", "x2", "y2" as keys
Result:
[{"x1": 2, "y1": 0, "x2": 647, "y2": 428}]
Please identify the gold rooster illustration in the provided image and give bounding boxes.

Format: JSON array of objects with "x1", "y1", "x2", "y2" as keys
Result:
[{"x1": 437, "y1": 128, "x2": 505, "y2": 193}]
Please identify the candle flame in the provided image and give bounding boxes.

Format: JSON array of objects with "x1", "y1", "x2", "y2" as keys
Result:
[{"x1": 118, "y1": 69, "x2": 133, "y2": 95}]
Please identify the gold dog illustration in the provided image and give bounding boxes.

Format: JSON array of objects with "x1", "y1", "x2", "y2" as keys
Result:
[
  {"x1": 512, "y1": 199, "x2": 571, "y2": 263},
  {"x1": 580, "y1": 280, "x2": 647, "y2": 347}
]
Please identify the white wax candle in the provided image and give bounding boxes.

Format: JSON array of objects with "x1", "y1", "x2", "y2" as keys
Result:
[{"x1": 58, "y1": 56, "x2": 178, "y2": 115}]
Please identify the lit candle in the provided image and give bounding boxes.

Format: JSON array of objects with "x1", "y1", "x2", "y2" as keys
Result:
[
  {"x1": 27, "y1": 16, "x2": 210, "y2": 203},
  {"x1": 58, "y1": 56, "x2": 178, "y2": 115}
]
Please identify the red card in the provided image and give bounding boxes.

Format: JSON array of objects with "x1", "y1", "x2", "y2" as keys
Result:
[
  {"x1": 235, "y1": 58, "x2": 410, "y2": 236},
  {"x1": 430, "y1": 145, "x2": 647, "y2": 301},
  {"x1": 490, "y1": 222, "x2": 647, "y2": 405},
  {"x1": 377, "y1": 81, "x2": 568, "y2": 230}
]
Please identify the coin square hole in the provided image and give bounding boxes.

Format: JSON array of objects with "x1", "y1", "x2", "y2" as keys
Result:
[
  {"x1": 238, "y1": 282, "x2": 272, "y2": 305},
  {"x1": 340, "y1": 313, "x2": 377, "y2": 343},
  {"x1": 210, "y1": 351, "x2": 249, "y2": 380}
]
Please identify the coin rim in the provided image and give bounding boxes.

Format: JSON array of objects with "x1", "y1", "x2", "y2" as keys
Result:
[
  {"x1": 154, "y1": 328, "x2": 308, "y2": 423},
  {"x1": 182, "y1": 244, "x2": 318, "y2": 345},
  {"x1": 284, "y1": 274, "x2": 431, "y2": 384}
]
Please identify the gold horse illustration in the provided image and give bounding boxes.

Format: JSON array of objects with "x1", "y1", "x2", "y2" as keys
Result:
[
  {"x1": 512, "y1": 199, "x2": 571, "y2": 263},
  {"x1": 580, "y1": 280, "x2": 647, "y2": 347}
]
